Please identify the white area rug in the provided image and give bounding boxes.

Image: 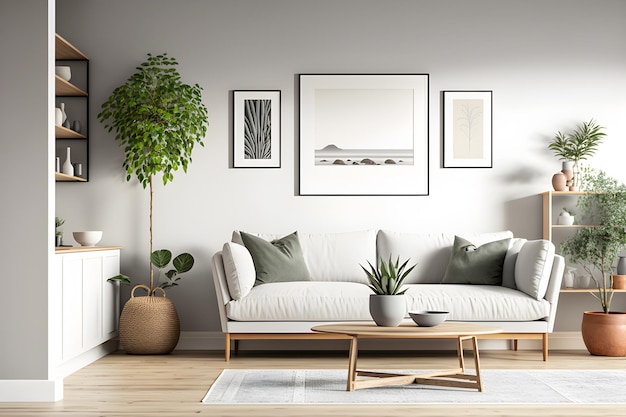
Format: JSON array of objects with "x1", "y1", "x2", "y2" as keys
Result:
[{"x1": 202, "y1": 369, "x2": 626, "y2": 405}]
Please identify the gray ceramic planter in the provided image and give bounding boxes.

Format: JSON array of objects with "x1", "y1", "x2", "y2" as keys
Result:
[{"x1": 369, "y1": 294, "x2": 406, "y2": 326}]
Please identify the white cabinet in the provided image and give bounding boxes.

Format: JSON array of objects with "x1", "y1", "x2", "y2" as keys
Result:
[{"x1": 52, "y1": 247, "x2": 120, "y2": 377}]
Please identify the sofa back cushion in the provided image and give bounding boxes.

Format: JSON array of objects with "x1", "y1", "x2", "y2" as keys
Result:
[
  {"x1": 514, "y1": 239, "x2": 555, "y2": 300},
  {"x1": 377, "y1": 230, "x2": 514, "y2": 284},
  {"x1": 233, "y1": 230, "x2": 376, "y2": 284}
]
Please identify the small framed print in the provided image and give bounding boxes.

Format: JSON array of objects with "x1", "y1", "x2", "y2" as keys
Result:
[
  {"x1": 443, "y1": 90, "x2": 493, "y2": 168},
  {"x1": 233, "y1": 90, "x2": 281, "y2": 168}
]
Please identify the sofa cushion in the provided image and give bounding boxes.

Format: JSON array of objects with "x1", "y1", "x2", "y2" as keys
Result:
[
  {"x1": 222, "y1": 242, "x2": 256, "y2": 300},
  {"x1": 233, "y1": 230, "x2": 376, "y2": 284},
  {"x1": 240, "y1": 231, "x2": 311, "y2": 286},
  {"x1": 441, "y1": 236, "x2": 511, "y2": 285},
  {"x1": 515, "y1": 240, "x2": 555, "y2": 300},
  {"x1": 502, "y1": 238, "x2": 527, "y2": 289},
  {"x1": 377, "y1": 230, "x2": 514, "y2": 284}
]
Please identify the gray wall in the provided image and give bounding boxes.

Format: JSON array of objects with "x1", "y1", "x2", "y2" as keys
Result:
[
  {"x1": 55, "y1": 0, "x2": 626, "y2": 334},
  {"x1": 0, "y1": 0, "x2": 53, "y2": 380}
]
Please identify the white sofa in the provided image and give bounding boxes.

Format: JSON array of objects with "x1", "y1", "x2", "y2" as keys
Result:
[{"x1": 211, "y1": 230, "x2": 564, "y2": 361}]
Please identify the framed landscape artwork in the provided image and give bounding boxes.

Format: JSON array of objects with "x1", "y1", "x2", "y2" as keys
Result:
[
  {"x1": 233, "y1": 90, "x2": 281, "y2": 168},
  {"x1": 442, "y1": 90, "x2": 493, "y2": 168},
  {"x1": 299, "y1": 74, "x2": 429, "y2": 195}
]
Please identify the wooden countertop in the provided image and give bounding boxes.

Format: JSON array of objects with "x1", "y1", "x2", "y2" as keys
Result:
[{"x1": 55, "y1": 246, "x2": 122, "y2": 254}]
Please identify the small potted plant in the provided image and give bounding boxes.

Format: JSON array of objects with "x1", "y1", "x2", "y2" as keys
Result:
[
  {"x1": 55, "y1": 216, "x2": 65, "y2": 247},
  {"x1": 361, "y1": 256, "x2": 416, "y2": 326},
  {"x1": 548, "y1": 119, "x2": 606, "y2": 191},
  {"x1": 557, "y1": 207, "x2": 575, "y2": 225},
  {"x1": 560, "y1": 169, "x2": 626, "y2": 356}
]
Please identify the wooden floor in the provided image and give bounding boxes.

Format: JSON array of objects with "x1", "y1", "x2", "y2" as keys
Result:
[{"x1": 2, "y1": 349, "x2": 626, "y2": 417}]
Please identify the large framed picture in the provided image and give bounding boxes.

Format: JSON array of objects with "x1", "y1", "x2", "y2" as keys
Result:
[
  {"x1": 442, "y1": 90, "x2": 492, "y2": 168},
  {"x1": 233, "y1": 90, "x2": 281, "y2": 168},
  {"x1": 299, "y1": 74, "x2": 429, "y2": 195}
]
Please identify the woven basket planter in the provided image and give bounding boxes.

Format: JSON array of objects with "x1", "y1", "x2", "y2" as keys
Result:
[{"x1": 119, "y1": 285, "x2": 180, "y2": 354}]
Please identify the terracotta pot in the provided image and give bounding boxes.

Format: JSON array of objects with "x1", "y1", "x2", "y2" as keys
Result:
[
  {"x1": 613, "y1": 275, "x2": 626, "y2": 290},
  {"x1": 581, "y1": 311, "x2": 626, "y2": 356}
]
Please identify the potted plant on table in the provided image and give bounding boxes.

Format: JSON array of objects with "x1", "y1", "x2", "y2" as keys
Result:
[
  {"x1": 560, "y1": 169, "x2": 626, "y2": 356},
  {"x1": 548, "y1": 119, "x2": 606, "y2": 191},
  {"x1": 98, "y1": 53, "x2": 208, "y2": 354},
  {"x1": 361, "y1": 256, "x2": 416, "y2": 327}
]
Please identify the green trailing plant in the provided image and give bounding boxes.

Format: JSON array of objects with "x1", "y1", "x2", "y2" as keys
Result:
[
  {"x1": 560, "y1": 169, "x2": 626, "y2": 313},
  {"x1": 361, "y1": 255, "x2": 416, "y2": 295},
  {"x1": 109, "y1": 249, "x2": 194, "y2": 290},
  {"x1": 55, "y1": 216, "x2": 65, "y2": 237},
  {"x1": 548, "y1": 119, "x2": 606, "y2": 189},
  {"x1": 98, "y1": 53, "x2": 208, "y2": 294}
]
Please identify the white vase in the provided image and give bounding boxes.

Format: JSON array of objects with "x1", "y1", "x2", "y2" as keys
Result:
[
  {"x1": 369, "y1": 294, "x2": 406, "y2": 327},
  {"x1": 60, "y1": 102, "x2": 67, "y2": 124},
  {"x1": 55, "y1": 108, "x2": 63, "y2": 125},
  {"x1": 62, "y1": 147, "x2": 74, "y2": 176}
]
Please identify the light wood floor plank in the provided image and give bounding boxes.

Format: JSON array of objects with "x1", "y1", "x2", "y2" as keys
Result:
[{"x1": 1, "y1": 349, "x2": 625, "y2": 417}]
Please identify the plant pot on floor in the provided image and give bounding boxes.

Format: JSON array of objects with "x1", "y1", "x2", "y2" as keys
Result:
[
  {"x1": 581, "y1": 311, "x2": 626, "y2": 357},
  {"x1": 119, "y1": 285, "x2": 180, "y2": 354},
  {"x1": 369, "y1": 294, "x2": 406, "y2": 327}
]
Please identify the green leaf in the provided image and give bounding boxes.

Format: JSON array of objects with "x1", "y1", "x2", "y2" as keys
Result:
[
  {"x1": 151, "y1": 249, "x2": 172, "y2": 269},
  {"x1": 173, "y1": 252, "x2": 194, "y2": 273},
  {"x1": 107, "y1": 274, "x2": 131, "y2": 285}
]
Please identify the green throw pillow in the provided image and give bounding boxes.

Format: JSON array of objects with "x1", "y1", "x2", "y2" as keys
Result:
[
  {"x1": 441, "y1": 236, "x2": 511, "y2": 285},
  {"x1": 240, "y1": 231, "x2": 311, "y2": 286}
]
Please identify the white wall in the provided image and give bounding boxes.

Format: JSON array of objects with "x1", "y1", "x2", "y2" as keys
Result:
[
  {"x1": 0, "y1": 0, "x2": 62, "y2": 401},
  {"x1": 55, "y1": 0, "x2": 626, "y2": 334}
]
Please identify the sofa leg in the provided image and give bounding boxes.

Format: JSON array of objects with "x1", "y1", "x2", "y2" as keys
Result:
[
  {"x1": 543, "y1": 333, "x2": 548, "y2": 361},
  {"x1": 234, "y1": 340, "x2": 240, "y2": 355},
  {"x1": 513, "y1": 339, "x2": 518, "y2": 351},
  {"x1": 225, "y1": 333, "x2": 231, "y2": 362}
]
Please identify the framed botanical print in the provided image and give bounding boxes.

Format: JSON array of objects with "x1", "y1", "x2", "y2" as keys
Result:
[
  {"x1": 233, "y1": 90, "x2": 281, "y2": 168},
  {"x1": 442, "y1": 90, "x2": 493, "y2": 168}
]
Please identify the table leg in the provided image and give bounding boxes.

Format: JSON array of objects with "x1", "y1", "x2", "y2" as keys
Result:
[{"x1": 347, "y1": 335, "x2": 358, "y2": 392}]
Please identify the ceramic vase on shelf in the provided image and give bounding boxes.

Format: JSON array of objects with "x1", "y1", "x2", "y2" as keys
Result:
[
  {"x1": 617, "y1": 256, "x2": 626, "y2": 275},
  {"x1": 55, "y1": 108, "x2": 63, "y2": 126},
  {"x1": 59, "y1": 102, "x2": 67, "y2": 124},
  {"x1": 62, "y1": 146, "x2": 74, "y2": 176},
  {"x1": 552, "y1": 172, "x2": 567, "y2": 191}
]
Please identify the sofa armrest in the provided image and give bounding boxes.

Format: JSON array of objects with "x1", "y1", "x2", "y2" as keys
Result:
[
  {"x1": 543, "y1": 254, "x2": 565, "y2": 332},
  {"x1": 211, "y1": 251, "x2": 233, "y2": 333}
]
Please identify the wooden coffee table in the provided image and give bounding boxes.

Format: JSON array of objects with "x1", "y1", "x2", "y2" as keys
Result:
[{"x1": 312, "y1": 321, "x2": 501, "y2": 392}]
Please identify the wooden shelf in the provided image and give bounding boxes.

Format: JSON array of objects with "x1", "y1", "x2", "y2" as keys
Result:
[
  {"x1": 561, "y1": 288, "x2": 626, "y2": 293},
  {"x1": 55, "y1": 33, "x2": 88, "y2": 60},
  {"x1": 55, "y1": 172, "x2": 87, "y2": 182},
  {"x1": 55, "y1": 124, "x2": 86, "y2": 139},
  {"x1": 55, "y1": 75, "x2": 87, "y2": 96}
]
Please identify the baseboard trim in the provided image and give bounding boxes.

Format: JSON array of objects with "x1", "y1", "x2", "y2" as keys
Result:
[
  {"x1": 0, "y1": 379, "x2": 63, "y2": 402},
  {"x1": 175, "y1": 331, "x2": 587, "y2": 351}
]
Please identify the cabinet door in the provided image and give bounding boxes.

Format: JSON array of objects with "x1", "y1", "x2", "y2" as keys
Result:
[
  {"x1": 82, "y1": 256, "x2": 103, "y2": 350},
  {"x1": 62, "y1": 256, "x2": 83, "y2": 360}
]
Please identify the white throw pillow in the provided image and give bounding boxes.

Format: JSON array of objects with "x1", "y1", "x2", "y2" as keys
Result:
[
  {"x1": 222, "y1": 242, "x2": 256, "y2": 300},
  {"x1": 514, "y1": 240, "x2": 555, "y2": 300}
]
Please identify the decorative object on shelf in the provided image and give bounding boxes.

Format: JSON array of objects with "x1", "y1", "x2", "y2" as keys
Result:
[
  {"x1": 299, "y1": 74, "x2": 429, "y2": 195},
  {"x1": 557, "y1": 207, "x2": 575, "y2": 225},
  {"x1": 62, "y1": 119, "x2": 70, "y2": 129},
  {"x1": 551, "y1": 172, "x2": 567, "y2": 191},
  {"x1": 563, "y1": 266, "x2": 576, "y2": 288},
  {"x1": 548, "y1": 119, "x2": 606, "y2": 191},
  {"x1": 55, "y1": 65, "x2": 71, "y2": 81},
  {"x1": 443, "y1": 90, "x2": 493, "y2": 168},
  {"x1": 62, "y1": 146, "x2": 74, "y2": 176},
  {"x1": 55, "y1": 157, "x2": 60, "y2": 173},
  {"x1": 55, "y1": 216, "x2": 65, "y2": 247},
  {"x1": 73, "y1": 163, "x2": 82, "y2": 177},
  {"x1": 71, "y1": 120, "x2": 81, "y2": 133},
  {"x1": 612, "y1": 274, "x2": 626, "y2": 290},
  {"x1": 409, "y1": 310, "x2": 449, "y2": 327},
  {"x1": 59, "y1": 102, "x2": 67, "y2": 124},
  {"x1": 98, "y1": 52, "x2": 208, "y2": 354},
  {"x1": 55, "y1": 108, "x2": 63, "y2": 126},
  {"x1": 575, "y1": 274, "x2": 592, "y2": 289},
  {"x1": 233, "y1": 90, "x2": 281, "y2": 168},
  {"x1": 72, "y1": 230, "x2": 103, "y2": 247},
  {"x1": 561, "y1": 161, "x2": 574, "y2": 188},
  {"x1": 617, "y1": 255, "x2": 626, "y2": 275},
  {"x1": 361, "y1": 255, "x2": 416, "y2": 326},
  {"x1": 559, "y1": 169, "x2": 626, "y2": 356}
]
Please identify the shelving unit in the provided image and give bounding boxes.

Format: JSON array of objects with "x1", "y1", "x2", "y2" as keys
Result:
[{"x1": 55, "y1": 33, "x2": 89, "y2": 182}]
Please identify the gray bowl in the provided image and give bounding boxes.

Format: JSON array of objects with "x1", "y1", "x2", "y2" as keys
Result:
[{"x1": 409, "y1": 310, "x2": 449, "y2": 327}]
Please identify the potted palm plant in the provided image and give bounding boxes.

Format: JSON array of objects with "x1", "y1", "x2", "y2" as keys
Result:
[
  {"x1": 361, "y1": 256, "x2": 416, "y2": 326},
  {"x1": 560, "y1": 169, "x2": 626, "y2": 356},
  {"x1": 548, "y1": 119, "x2": 606, "y2": 191},
  {"x1": 98, "y1": 53, "x2": 208, "y2": 354}
]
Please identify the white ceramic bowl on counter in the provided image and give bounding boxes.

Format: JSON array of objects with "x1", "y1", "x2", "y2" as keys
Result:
[{"x1": 73, "y1": 231, "x2": 103, "y2": 247}]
